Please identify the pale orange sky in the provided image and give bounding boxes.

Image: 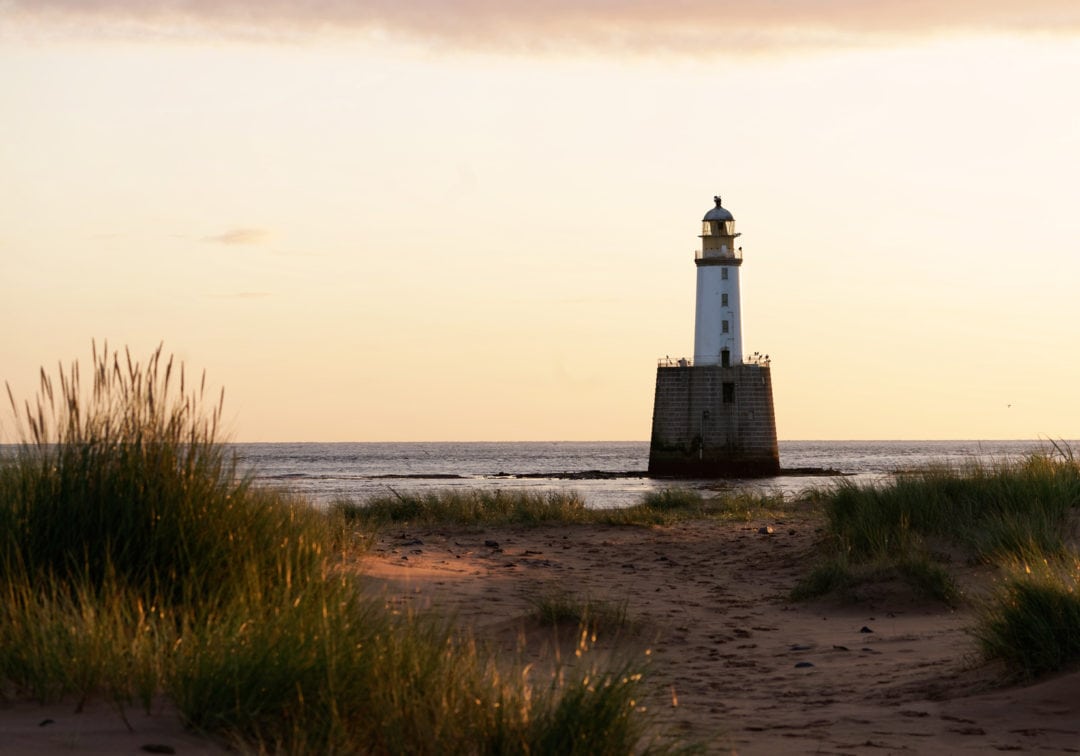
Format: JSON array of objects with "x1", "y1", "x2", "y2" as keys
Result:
[{"x1": 2, "y1": 2, "x2": 1080, "y2": 441}]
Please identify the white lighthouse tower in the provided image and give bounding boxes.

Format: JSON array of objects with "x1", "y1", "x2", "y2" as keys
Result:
[{"x1": 693, "y1": 196, "x2": 742, "y2": 367}]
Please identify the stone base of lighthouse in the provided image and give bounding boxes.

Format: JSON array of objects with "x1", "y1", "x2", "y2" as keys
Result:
[{"x1": 648, "y1": 363, "x2": 780, "y2": 477}]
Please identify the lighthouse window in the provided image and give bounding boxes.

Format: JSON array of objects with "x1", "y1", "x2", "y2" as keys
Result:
[
  {"x1": 721, "y1": 293, "x2": 728, "y2": 307},
  {"x1": 723, "y1": 382, "x2": 735, "y2": 404},
  {"x1": 722, "y1": 320, "x2": 729, "y2": 334},
  {"x1": 721, "y1": 268, "x2": 729, "y2": 280}
]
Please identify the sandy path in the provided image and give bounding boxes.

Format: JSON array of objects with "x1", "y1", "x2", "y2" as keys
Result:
[{"x1": 361, "y1": 516, "x2": 1080, "y2": 754}]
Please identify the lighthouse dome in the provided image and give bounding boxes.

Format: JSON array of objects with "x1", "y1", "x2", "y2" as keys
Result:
[{"x1": 703, "y1": 196, "x2": 734, "y2": 222}]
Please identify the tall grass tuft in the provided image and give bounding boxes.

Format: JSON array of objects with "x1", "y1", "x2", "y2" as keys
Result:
[
  {"x1": 976, "y1": 556, "x2": 1080, "y2": 679},
  {"x1": 528, "y1": 662, "x2": 648, "y2": 756},
  {"x1": 0, "y1": 342, "x2": 334, "y2": 606}
]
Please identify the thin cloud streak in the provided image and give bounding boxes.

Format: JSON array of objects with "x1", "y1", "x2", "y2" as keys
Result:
[
  {"x1": 213, "y1": 291, "x2": 273, "y2": 300},
  {"x1": 8, "y1": 1, "x2": 1080, "y2": 53},
  {"x1": 203, "y1": 228, "x2": 270, "y2": 246}
]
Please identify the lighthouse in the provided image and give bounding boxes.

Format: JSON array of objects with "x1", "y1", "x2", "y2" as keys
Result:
[
  {"x1": 694, "y1": 195, "x2": 743, "y2": 367},
  {"x1": 648, "y1": 196, "x2": 779, "y2": 477}
]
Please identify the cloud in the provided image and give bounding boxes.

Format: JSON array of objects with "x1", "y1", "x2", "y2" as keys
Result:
[
  {"x1": 203, "y1": 228, "x2": 270, "y2": 246},
  {"x1": 8, "y1": 1, "x2": 1080, "y2": 54}
]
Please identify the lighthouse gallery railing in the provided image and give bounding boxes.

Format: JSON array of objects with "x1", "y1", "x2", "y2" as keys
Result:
[{"x1": 657, "y1": 354, "x2": 771, "y2": 368}]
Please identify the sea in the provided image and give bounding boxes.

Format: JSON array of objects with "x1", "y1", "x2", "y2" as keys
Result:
[{"x1": 233, "y1": 440, "x2": 1074, "y2": 510}]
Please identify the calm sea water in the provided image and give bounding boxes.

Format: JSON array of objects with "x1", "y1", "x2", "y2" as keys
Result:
[{"x1": 233, "y1": 440, "x2": 1072, "y2": 509}]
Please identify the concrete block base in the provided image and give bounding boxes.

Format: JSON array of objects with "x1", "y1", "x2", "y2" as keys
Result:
[{"x1": 648, "y1": 363, "x2": 779, "y2": 478}]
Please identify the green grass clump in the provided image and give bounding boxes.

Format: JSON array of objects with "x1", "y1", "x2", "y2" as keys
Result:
[
  {"x1": 639, "y1": 487, "x2": 705, "y2": 512},
  {"x1": 530, "y1": 590, "x2": 632, "y2": 636},
  {"x1": 823, "y1": 455, "x2": 1080, "y2": 563},
  {"x1": 0, "y1": 343, "x2": 333, "y2": 607},
  {"x1": 528, "y1": 663, "x2": 648, "y2": 756},
  {"x1": 976, "y1": 557, "x2": 1080, "y2": 679},
  {"x1": 0, "y1": 343, "x2": 343, "y2": 715},
  {"x1": 0, "y1": 344, "x2": 658, "y2": 754},
  {"x1": 338, "y1": 486, "x2": 789, "y2": 528},
  {"x1": 0, "y1": 577, "x2": 170, "y2": 710},
  {"x1": 605, "y1": 488, "x2": 789, "y2": 526},
  {"x1": 795, "y1": 454, "x2": 1080, "y2": 604},
  {"x1": 336, "y1": 488, "x2": 591, "y2": 527},
  {"x1": 791, "y1": 554, "x2": 958, "y2": 605}
]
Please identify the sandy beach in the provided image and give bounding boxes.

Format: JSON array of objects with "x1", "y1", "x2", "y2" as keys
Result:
[
  {"x1": 362, "y1": 512, "x2": 1080, "y2": 754},
  {"x1": 3, "y1": 509, "x2": 1079, "y2": 754}
]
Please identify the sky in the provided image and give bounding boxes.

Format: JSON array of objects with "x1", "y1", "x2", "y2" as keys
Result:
[{"x1": 2, "y1": 1, "x2": 1080, "y2": 442}]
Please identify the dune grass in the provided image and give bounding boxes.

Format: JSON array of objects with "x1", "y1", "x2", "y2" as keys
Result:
[
  {"x1": 334, "y1": 485, "x2": 788, "y2": 528},
  {"x1": 790, "y1": 552, "x2": 960, "y2": 605},
  {"x1": 638, "y1": 487, "x2": 705, "y2": 512},
  {"x1": 975, "y1": 556, "x2": 1080, "y2": 680},
  {"x1": 794, "y1": 453, "x2": 1080, "y2": 605},
  {"x1": 821, "y1": 454, "x2": 1080, "y2": 562},
  {"x1": 529, "y1": 589, "x2": 633, "y2": 636},
  {"x1": 0, "y1": 577, "x2": 168, "y2": 712},
  {"x1": 341, "y1": 488, "x2": 595, "y2": 526},
  {"x1": 0, "y1": 343, "x2": 337, "y2": 609},
  {"x1": 0, "y1": 344, "x2": 661, "y2": 754},
  {"x1": 795, "y1": 449, "x2": 1080, "y2": 678}
]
